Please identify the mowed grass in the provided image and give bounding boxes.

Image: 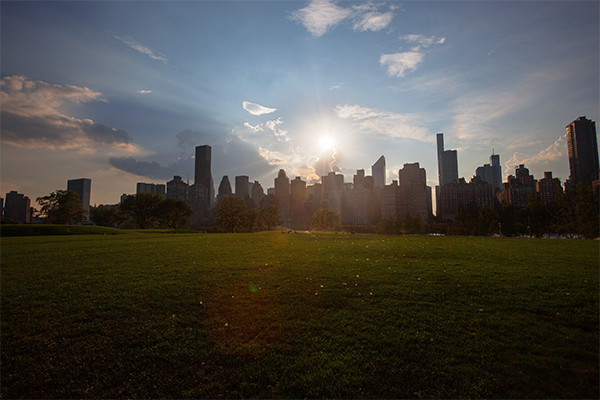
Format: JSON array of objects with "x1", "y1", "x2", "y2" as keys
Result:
[{"x1": 1, "y1": 231, "x2": 598, "y2": 399}]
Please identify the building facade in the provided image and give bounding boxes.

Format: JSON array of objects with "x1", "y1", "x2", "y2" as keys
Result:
[
  {"x1": 67, "y1": 178, "x2": 91, "y2": 212},
  {"x1": 566, "y1": 116, "x2": 599, "y2": 186},
  {"x1": 3, "y1": 191, "x2": 31, "y2": 223}
]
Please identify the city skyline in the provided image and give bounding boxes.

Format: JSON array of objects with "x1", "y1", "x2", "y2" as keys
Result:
[{"x1": 1, "y1": 1, "x2": 598, "y2": 207}]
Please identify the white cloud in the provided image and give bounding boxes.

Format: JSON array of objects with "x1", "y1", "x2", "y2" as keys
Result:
[
  {"x1": 290, "y1": 0, "x2": 395, "y2": 36},
  {"x1": 243, "y1": 122, "x2": 264, "y2": 132},
  {"x1": 399, "y1": 34, "x2": 446, "y2": 47},
  {"x1": 258, "y1": 147, "x2": 286, "y2": 165},
  {"x1": 352, "y1": 9, "x2": 394, "y2": 32},
  {"x1": 504, "y1": 135, "x2": 567, "y2": 179},
  {"x1": 138, "y1": 90, "x2": 152, "y2": 94},
  {"x1": 334, "y1": 103, "x2": 431, "y2": 141},
  {"x1": 289, "y1": 0, "x2": 352, "y2": 37},
  {"x1": 113, "y1": 35, "x2": 168, "y2": 64},
  {"x1": 265, "y1": 118, "x2": 291, "y2": 142},
  {"x1": 242, "y1": 101, "x2": 277, "y2": 116},
  {"x1": 379, "y1": 51, "x2": 424, "y2": 77}
]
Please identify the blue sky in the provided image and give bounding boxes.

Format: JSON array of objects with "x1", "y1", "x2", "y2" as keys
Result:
[{"x1": 1, "y1": 0, "x2": 598, "y2": 207}]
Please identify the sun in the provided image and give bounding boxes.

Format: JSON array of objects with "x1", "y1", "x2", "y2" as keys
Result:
[{"x1": 319, "y1": 135, "x2": 335, "y2": 152}]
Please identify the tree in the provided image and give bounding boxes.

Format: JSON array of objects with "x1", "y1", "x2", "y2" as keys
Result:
[
  {"x1": 310, "y1": 208, "x2": 340, "y2": 231},
  {"x1": 242, "y1": 208, "x2": 262, "y2": 233},
  {"x1": 214, "y1": 196, "x2": 246, "y2": 233},
  {"x1": 155, "y1": 198, "x2": 194, "y2": 229},
  {"x1": 476, "y1": 204, "x2": 500, "y2": 236},
  {"x1": 573, "y1": 183, "x2": 599, "y2": 239},
  {"x1": 90, "y1": 206, "x2": 119, "y2": 227},
  {"x1": 525, "y1": 193, "x2": 551, "y2": 238},
  {"x1": 36, "y1": 190, "x2": 88, "y2": 224},
  {"x1": 259, "y1": 204, "x2": 281, "y2": 231},
  {"x1": 377, "y1": 217, "x2": 395, "y2": 235},
  {"x1": 119, "y1": 192, "x2": 163, "y2": 229}
]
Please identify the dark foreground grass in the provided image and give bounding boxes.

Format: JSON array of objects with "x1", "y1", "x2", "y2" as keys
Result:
[{"x1": 1, "y1": 232, "x2": 598, "y2": 398}]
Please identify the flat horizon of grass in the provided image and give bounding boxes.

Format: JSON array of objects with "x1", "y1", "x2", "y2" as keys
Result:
[{"x1": 2, "y1": 231, "x2": 598, "y2": 398}]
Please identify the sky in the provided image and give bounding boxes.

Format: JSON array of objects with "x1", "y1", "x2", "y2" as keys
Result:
[{"x1": 1, "y1": 0, "x2": 598, "y2": 208}]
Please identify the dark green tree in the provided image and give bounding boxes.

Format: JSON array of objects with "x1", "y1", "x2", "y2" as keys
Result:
[
  {"x1": 214, "y1": 196, "x2": 246, "y2": 233},
  {"x1": 476, "y1": 204, "x2": 500, "y2": 236},
  {"x1": 500, "y1": 202, "x2": 519, "y2": 237},
  {"x1": 155, "y1": 198, "x2": 194, "y2": 229},
  {"x1": 36, "y1": 190, "x2": 88, "y2": 224},
  {"x1": 377, "y1": 217, "x2": 395, "y2": 235},
  {"x1": 259, "y1": 204, "x2": 281, "y2": 231},
  {"x1": 242, "y1": 208, "x2": 262, "y2": 233},
  {"x1": 573, "y1": 183, "x2": 599, "y2": 239},
  {"x1": 452, "y1": 206, "x2": 476, "y2": 236},
  {"x1": 90, "y1": 206, "x2": 119, "y2": 227},
  {"x1": 525, "y1": 193, "x2": 551, "y2": 238},
  {"x1": 119, "y1": 192, "x2": 164, "y2": 229},
  {"x1": 310, "y1": 208, "x2": 341, "y2": 231},
  {"x1": 403, "y1": 212, "x2": 414, "y2": 234}
]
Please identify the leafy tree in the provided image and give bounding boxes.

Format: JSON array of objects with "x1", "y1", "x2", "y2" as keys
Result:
[
  {"x1": 259, "y1": 204, "x2": 281, "y2": 231},
  {"x1": 452, "y1": 206, "x2": 476, "y2": 236},
  {"x1": 377, "y1": 217, "x2": 395, "y2": 235},
  {"x1": 120, "y1": 192, "x2": 164, "y2": 229},
  {"x1": 90, "y1": 206, "x2": 119, "y2": 227},
  {"x1": 573, "y1": 183, "x2": 599, "y2": 239},
  {"x1": 403, "y1": 212, "x2": 414, "y2": 234},
  {"x1": 412, "y1": 213, "x2": 425, "y2": 235},
  {"x1": 500, "y1": 202, "x2": 519, "y2": 237},
  {"x1": 242, "y1": 208, "x2": 262, "y2": 233},
  {"x1": 476, "y1": 204, "x2": 500, "y2": 236},
  {"x1": 155, "y1": 198, "x2": 193, "y2": 229},
  {"x1": 214, "y1": 196, "x2": 246, "y2": 233},
  {"x1": 36, "y1": 190, "x2": 88, "y2": 224},
  {"x1": 525, "y1": 193, "x2": 551, "y2": 238},
  {"x1": 310, "y1": 208, "x2": 340, "y2": 231}
]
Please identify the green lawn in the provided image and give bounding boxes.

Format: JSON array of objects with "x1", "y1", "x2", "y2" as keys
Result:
[{"x1": 1, "y1": 231, "x2": 598, "y2": 398}]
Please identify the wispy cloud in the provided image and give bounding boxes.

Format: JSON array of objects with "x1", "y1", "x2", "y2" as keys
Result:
[
  {"x1": 399, "y1": 34, "x2": 445, "y2": 48},
  {"x1": 113, "y1": 35, "x2": 168, "y2": 64},
  {"x1": 334, "y1": 103, "x2": 431, "y2": 141},
  {"x1": 504, "y1": 135, "x2": 567, "y2": 179},
  {"x1": 242, "y1": 101, "x2": 277, "y2": 116},
  {"x1": 138, "y1": 90, "x2": 152, "y2": 94},
  {"x1": 258, "y1": 147, "x2": 286, "y2": 165},
  {"x1": 380, "y1": 52, "x2": 424, "y2": 78},
  {"x1": 290, "y1": 0, "x2": 395, "y2": 37},
  {"x1": 0, "y1": 76, "x2": 134, "y2": 150},
  {"x1": 380, "y1": 34, "x2": 445, "y2": 78}
]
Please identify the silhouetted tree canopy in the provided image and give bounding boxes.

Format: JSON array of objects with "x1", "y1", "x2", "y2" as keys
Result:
[
  {"x1": 90, "y1": 206, "x2": 119, "y2": 227},
  {"x1": 155, "y1": 198, "x2": 194, "y2": 229},
  {"x1": 259, "y1": 204, "x2": 281, "y2": 231},
  {"x1": 36, "y1": 190, "x2": 87, "y2": 224},
  {"x1": 214, "y1": 196, "x2": 246, "y2": 233},
  {"x1": 119, "y1": 192, "x2": 164, "y2": 229},
  {"x1": 310, "y1": 208, "x2": 340, "y2": 231}
]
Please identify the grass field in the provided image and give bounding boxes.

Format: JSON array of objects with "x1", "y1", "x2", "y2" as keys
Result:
[{"x1": 1, "y1": 230, "x2": 598, "y2": 398}]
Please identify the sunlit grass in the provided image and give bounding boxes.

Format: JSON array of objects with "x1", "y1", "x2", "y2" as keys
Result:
[{"x1": 2, "y1": 231, "x2": 598, "y2": 398}]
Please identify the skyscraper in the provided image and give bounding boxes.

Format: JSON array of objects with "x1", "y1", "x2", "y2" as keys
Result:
[
  {"x1": 372, "y1": 155, "x2": 386, "y2": 188},
  {"x1": 216, "y1": 176, "x2": 232, "y2": 204},
  {"x1": 475, "y1": 151, "x2": 502, "y2": 192},
  {"x1": 436, "y1": 133, "x2": 458, "y2": 186},
  {"x1": 566, "y1": 116, "x2": 599, "y2": 186},
  {"x1": 3, "y1": 191, "x2": 31, "y2": 223},
  {"x1": 235, "y1": 176, "x2": 250, "y2": 198},
  {"x1": 275, "y1": 169, "x2": 290, "y2": 226},
  {"x1": 194, "y1": 145, "x2": 214, "y2": 206},
  {"x1": 67, "y1": 178, "x2": 91, "y2": 212}
]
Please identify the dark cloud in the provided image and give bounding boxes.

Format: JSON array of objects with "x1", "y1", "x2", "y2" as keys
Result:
[
  {"x1": 108, "y1": 156, "x2": 194, "y2": 180},
  {"x1": 109, "y1": 131, "x2": 280, "y2": 186},
  {"x1": 1, "y1": 75, "x2": 131, "y2": 149}
]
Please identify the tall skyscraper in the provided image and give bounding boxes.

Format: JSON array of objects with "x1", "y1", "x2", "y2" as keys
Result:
[
  {"x1": 566, "y1": 116, "x2": 599, "y2": 186},
  {"x1": 275, "y1": 169, "x2": 290, "y2": 226},
  {"x1": 67, "y1": 178, "x2": 91, "y2": 212},
  {"x1": 372, "y1": 155, "x2": 386, "y2": 188},
  {"x1": 436, "y1": 133, "x2": 458, "y2": 186},
  {"x1": 216, "y1": 176, "x2": 232, "y2": 204},
  {"x1": 194, "y1": 145, "x2": 214, "y2": 206},
  {"x1": 235, "y1": 176, "x2": 250, "y2": 198},
  {"x1": 475, "y1": 151, "x2": 502, "y2": 191}
]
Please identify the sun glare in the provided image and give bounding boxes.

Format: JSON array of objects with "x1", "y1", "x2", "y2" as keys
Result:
[{"x1": 319, "y1": 135, "x2": 335, "y2": 151}]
